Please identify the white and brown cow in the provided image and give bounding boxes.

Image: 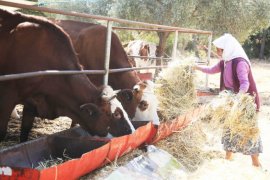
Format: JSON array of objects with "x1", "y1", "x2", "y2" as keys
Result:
[
  {"x1": 126, "y1": 40, "x2": 157, "y2": 74},
  {"x1": 132, "y1": 80, "x2": 160, "y2": 125},
  {"x1": 54, "y1": 20, "x2": 160, "y2": 126}
]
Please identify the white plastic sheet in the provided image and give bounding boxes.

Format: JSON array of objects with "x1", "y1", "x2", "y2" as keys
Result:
[{"x1": 106, "y1": 145, "x2": 187, "y2": 180}]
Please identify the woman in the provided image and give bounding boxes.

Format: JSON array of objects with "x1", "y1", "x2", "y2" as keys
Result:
[{"x1": 195, "y1": 33, "x2": 262, "y2": 167}]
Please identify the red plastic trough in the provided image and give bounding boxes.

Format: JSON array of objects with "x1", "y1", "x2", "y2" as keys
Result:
[{"x1": 0, "y1": 106, "x2": 205, "y2": 180}]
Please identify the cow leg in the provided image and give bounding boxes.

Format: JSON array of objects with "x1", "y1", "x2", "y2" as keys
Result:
[
  {"x1": 20, "y1": 103, "x2": 37, "y2": 142},
  {"x1": 0, "y1": 110, "x2": 11, "y2": 141},
  {"x1": 0, "y1": 90, "x2": 17, "y2": 141}
]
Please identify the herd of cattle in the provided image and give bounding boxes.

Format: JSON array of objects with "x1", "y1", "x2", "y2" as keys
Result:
[{"x1": 0, "y1": 9, "x2": 159, "y2": 143}]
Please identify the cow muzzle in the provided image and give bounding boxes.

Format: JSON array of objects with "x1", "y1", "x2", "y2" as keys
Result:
[{"x1": 138, "y1": 100, "x2": 149, "y2": 111}]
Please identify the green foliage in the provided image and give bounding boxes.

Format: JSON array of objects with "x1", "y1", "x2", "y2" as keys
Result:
[
  {"x1": 109, "y1": 0, "x2": 198, "y2": 27},
  {"x1": 38, "y1": 0, "x2": 90, "y2": 13},
  {"x1": 34, "y1": 0, "x2": 270, "y2": 59},
  {"x1": 194, "y1": 0, "x2": 270, "y2": 42},
  {"x1": 107, "y1": 0, "x2": 270, "y2": 57},
  {"x1": 16, "y1": 0, "x2": 45, "y2": 16},
  {"x1": 243, "y1": 28, "x2": 270, "y2": 59},
  {"x1": 114, "y1": 30, "x2": 159, "y2": 45},
  {"x1": 18, "y1": 9, "x2": 46, "y2": 17},
  {"x1": 38, "y1": 0, "x2": 97, "y2": 22}
]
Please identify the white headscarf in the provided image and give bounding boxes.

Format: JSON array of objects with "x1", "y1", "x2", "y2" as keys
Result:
[{"x1": 213, "y1": 33, "x2": 250, "y2": 65}]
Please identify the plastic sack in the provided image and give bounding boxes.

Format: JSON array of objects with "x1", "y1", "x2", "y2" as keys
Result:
[{"x1": 105, "y1": 145, "x2": 187, "y2": 180}]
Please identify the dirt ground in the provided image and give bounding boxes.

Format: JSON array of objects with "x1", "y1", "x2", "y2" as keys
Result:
[{"x1": 0, "y1": 105, "x2": 72, "y2": 150}]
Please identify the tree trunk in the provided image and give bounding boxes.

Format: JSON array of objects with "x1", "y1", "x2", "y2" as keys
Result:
[
  {"x1": 154, "y1": 31, "x2": 170, "y2": 77},
  {"x1": 259, "y1": 29, "x2": 267, "y2": 60},
  {"x1": 192, "y1": 35, "x2": 200, "y2": 58}
]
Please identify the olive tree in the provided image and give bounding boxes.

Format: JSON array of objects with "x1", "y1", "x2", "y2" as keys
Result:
[
  {"x1": 40, "y1": 0, "x2": 270, "y2": 59},
  {"x1": 194, "y1": 0, "x2": 270, "y2": 42},
  {"x1": 109, "y1": 0, "x2": 199, "y2": 67}
]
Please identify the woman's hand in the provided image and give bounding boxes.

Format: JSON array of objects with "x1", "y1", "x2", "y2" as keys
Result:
[{"x1": 192, "y1": 64, "x2": 199, "y2": 71}]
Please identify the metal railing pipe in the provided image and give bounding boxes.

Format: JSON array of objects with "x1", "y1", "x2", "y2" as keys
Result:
[{"x1": 103, "y1": 21, "x2": 113, "y2": 85}]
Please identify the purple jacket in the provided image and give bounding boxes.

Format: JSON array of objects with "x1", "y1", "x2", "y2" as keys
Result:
[{"x1": 198, "y1": 58, "x2": 260, "y2": 110}]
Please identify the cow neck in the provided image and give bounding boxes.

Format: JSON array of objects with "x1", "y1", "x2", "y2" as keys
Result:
[
  {"x1": 68, "y1": 74, "x2": 99, "y2": 103},
  {"x1": 110, "y1": 71, "x2": 140, "y2": 90}
]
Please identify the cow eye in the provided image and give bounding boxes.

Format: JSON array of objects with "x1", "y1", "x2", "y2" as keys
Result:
[
  {"x1": 133, "y1": 85, "x2": 140, "y2": 92},
  {"x1": 88, "y1": 109, "x2": 97, "y2": 117},
  {"x1": 80, "y1": 103, "x2": 99, "y2": 118},
  {"x1": 113, "y1": 111, "x2": 121, "y2": 120}
]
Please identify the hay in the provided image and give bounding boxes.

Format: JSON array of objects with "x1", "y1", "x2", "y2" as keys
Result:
[
  {"x1": 203, "y1": 91, "x2": 259, "y2": 149},
  {"x1": 83, "y1": 119, "x2": 224, "y2": 178},
  {"x1": 155, "y1": 119, "x2": 224, "y2": 172},
  {"x1": 155, "y1": 60, "x2": 197, "y2": 121},
  {"x1": 0, "y1": 115, "x2": 72, "y2": 150},
  {"x1": 35, "y1": 149, "x2": 72, "y2": 170},
  {"x1": 0, "y1": 140, "x2": 18, "y2": 150}
]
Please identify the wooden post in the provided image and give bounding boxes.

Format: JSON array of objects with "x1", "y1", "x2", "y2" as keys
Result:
[{"x1": 172, "y1": 30, "x2": 179, "y2": 60}]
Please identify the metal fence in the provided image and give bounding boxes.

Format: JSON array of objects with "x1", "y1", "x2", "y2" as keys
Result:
[{"x1": 0, "y1": 0, "x2": 212, "y2": 86}]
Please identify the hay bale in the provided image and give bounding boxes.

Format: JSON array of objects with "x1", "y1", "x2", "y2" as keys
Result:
[
  {"x1": 155, "y1": 60, "x2": 197, "y2": 121},
  {"x1": 203, "y1": 91, "x2": 259, "y2": 149}
]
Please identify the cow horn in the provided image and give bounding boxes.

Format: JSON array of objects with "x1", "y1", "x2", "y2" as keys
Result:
[
  {"x1": 101, "y1": 93, "x2": 109, "y2": 101},
  {"x1": 114, "y1": 89, "x2": 121, "y2": 94}
]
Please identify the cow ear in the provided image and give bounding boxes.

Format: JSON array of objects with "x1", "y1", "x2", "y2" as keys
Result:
[
  {"x1": 117, "y1": 89, "x2": 133, "y2": 101},
  {"x1": 80, "y1": 103, "x2": 99, "y2": 117}
]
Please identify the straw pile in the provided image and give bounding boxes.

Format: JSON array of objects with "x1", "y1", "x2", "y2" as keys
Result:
[
  {"x1": 203, "y1": 91, "x2": 259, "y2": 149},
  {"x1": 155, "y1": 60, "x2": 197, "y2": 121},
  {"x1": 155, "y1": 119, "x2": 224, "y2": 172},
  {"x1": 82, "y1": 121, "x2": 224, "y2": 178}
]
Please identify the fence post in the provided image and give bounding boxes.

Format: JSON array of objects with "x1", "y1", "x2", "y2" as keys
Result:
[
  {"x1": 103, "y1": 21, "x2": 113, "y2": 85},
  {"x1": 205, "y1": 33, "x2": 213, "y2": 88},
  {"x1": 171, "y1": 30, "x2": 179, "y2": 61}
]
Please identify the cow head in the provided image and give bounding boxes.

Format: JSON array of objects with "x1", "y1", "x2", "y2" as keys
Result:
[
  {"x1": 81, "y1": 86, "x2": 135, "y2": 137},
  {"x1": 114, "y1": 81, "x2": 157, "y2": 120},
  {"x1": 132, "y1": 80, "x2": 160, "y2": 125},
  {"x1": 116, "y1": 89, "x2": 138, "y2": 119},
  {"x1": 139, "y1": 44, "x2": 150, "y2": 61},
  {"x1": 133, "y1": 80, "x2": 155, "y2": 111}
]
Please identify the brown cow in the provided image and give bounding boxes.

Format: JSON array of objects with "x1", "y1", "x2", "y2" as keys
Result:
[
  {"x1": 0, "y1": 10, "x2": 134, "y2": 142},
  {"x1": 54, "y1": 20, "x2": 141, "y2": 118},
  {"x1": 139, "y1": 44, "x2": 150, "y2": 61}
]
